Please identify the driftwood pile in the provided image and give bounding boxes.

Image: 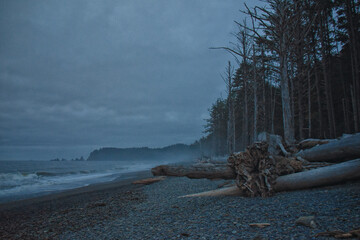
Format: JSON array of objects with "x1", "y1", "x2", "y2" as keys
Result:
[
  {"x1": 228, "y1": 142, "x2": 302, "y2": 197},
  {"x1": 152, "y1": 133, "x2": 360, "y2": 197}
]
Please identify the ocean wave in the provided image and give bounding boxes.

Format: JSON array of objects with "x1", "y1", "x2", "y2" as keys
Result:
[
  {"x1": 0, "y1": 170, "x2": 97, "y2": 190},
  {"x1": 35, "y1": 171, "x2": 59, "y2": 177},
  {"x1": 0, "y1": 172, "x2": 39, "y2": 190},
  {"x1": 0, "y1": 161, "x2": 153, "y2": 203},
  {"x1": 0, "y1": 172, "x2": 38, "y2": 182}
]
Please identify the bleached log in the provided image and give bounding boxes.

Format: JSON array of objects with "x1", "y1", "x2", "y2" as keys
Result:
[
  {"x1": 151, "y1": 163, "x2": 236, "y2": 180},
  {"x1": 180, "y1": 185, "x2": 240, "y2": 197},
  {"x1": 295, "y1": 133, "x2": 360, "y2": 162},
  {"x1": 274, "y1": 158, "x2": 360, "y2": 192}
]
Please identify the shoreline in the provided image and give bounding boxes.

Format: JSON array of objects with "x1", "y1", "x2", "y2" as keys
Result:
[
  {"x1": 0, "y1": 169, "x2": 153, "y2": 239},
  {"x1": 0, "y1": 170, "x2": 152, "y2": 211}
]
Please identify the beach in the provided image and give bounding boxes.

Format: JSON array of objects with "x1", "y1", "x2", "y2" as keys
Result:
[{"x1": 0, "y1": 171, "x2": 359, "y2": 239}]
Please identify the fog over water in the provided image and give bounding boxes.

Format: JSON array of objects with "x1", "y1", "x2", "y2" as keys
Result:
[{"x1": 0, "y1": 0, "x2": 260, "y2": 160}]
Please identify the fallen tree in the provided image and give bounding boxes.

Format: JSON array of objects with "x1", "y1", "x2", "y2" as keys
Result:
[
  {"x1": 274, "y1": 158, "x2": 360, "y2": 191},
  {"x1": 295, "y1": 133, "x2": 360, "y2": 162},
  {"x1": 297, "y1": 138, "x2": 331, "y2": 150},
  {"x1": 151, "y1": 163, "x2": 236, "y2": 180}
]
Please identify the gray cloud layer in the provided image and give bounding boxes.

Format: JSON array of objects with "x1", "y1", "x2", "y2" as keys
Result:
[{"x1": 0, "y1": 0, "x2": 259, "y2": 160}]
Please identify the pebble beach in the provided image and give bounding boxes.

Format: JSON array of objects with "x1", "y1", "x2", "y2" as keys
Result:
[{"x1": 0, "y1": 172, "x2": 359, "y2": 240}]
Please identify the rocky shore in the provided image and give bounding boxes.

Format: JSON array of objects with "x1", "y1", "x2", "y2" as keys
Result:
[{"x1": 0, "y1": 173, "x2": 359, "y2": 239}]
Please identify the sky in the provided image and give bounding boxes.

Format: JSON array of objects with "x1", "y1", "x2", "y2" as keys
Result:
[{"x1": 0, "y1": 0, "x2": 261, "y2": 160}]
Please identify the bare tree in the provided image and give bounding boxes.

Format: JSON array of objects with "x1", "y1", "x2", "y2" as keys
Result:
[
  {"x1": 242, "y1": 0, "x2": 297, "y2": 144},
  {"x1": 222, "y1": 61, "x2": 236, "y2": 154}
]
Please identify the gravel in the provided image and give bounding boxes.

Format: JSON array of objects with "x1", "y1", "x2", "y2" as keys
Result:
[
  {"x1": 1, "y1": 176, "x2": 359, "y2": 239},
  {"x1": 60, "y1": 178, "x2": 360, "y2": 240}
]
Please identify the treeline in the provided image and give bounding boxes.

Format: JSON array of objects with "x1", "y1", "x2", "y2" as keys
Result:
[
  {"x1": 87, "y1": 144, "x2": 199, "y2": 161},
  {"x1": 197, "y1": 0, "x2": 360, "y2": 156}
]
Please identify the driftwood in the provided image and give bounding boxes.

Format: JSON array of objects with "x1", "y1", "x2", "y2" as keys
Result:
[
  {"x1": 274, "y1": 158, "x2": 360, "y2": 191},
  {"x1": 180, "y1": 185, "x2": 241, "y2": 197},
  {"x1": 301, "y1": 161, "x2": 334, "y2": 170},
  {"x1": 249, "y1": 223, "x2": 271, "y2": 228},
  {"x1": 228, "y1": 142, "x2": 303, "y2": 197},
  {"x1": 296, "y1": 133, "x2": 360, "y2": 162},
  {"x1": 180, "y1": 159, "x2": 360, "y2": 197},
  {"x1": 153, "y1": 133, "x2": 360, "y2": 198},
  {"x1": 297, "y1": 138, "x2": 331, "y2": 150},
  {"x1": 132, "y1": 176, "x2": 166, "y2": 185},
  {"x1": 151, "y1": 163, "x2": 236, "y2": 179},
  {"x1": 315, "y1": 228, "x2": 360, "y2": 238}
]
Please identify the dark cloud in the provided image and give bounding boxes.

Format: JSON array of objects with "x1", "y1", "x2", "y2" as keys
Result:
[{"x1": 0, "y1": 0, "x2": 260, "y2": 160}]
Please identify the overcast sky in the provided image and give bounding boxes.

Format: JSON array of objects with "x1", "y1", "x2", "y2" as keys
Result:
[{"x1": 0, "y1": 0, "x2": 261, "y2": 160}]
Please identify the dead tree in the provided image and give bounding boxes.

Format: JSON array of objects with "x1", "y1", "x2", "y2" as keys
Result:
[
  {"x1": 250, "y1": 19, "x2": 259, "y2": 142},
  {"x1": 242, "y1": 0, "x2": 297, "y2": 144},
  {"x1": 211, "y1": 20, "x2": 257, "y2": 148},
  {"x1": 222, "y1": 61, "x2": 236, "y2": 154}
]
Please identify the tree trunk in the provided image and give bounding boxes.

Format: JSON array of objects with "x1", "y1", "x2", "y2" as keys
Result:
[
  {"x1": 337, "y1": 44, "x2": 351, "y2": 133},
  {"x1": 260, "y1": 45, "x2": 266, "y2": 134},
  {"x1": 345, "y1": 0, "x2": 360, "y2": 132},
  {"x1": 253, "y1": 45, "x2": 258, "y2": 142},
  {"x1": 280, "y1": 51, "x2": 295, "y2": 144},
  {"x1": 274, "y1": 159, "x2": 360, "y2": 192},
  {"x1": 314, "y1": 69, "x2": 323, "y2": 137},
  {"x1": 225, "y1": 61, "x2": 235, "y2": 154},
  {"x1": 271, "y1": 84, "x2": 276, "y2": 134},
  {"x1": 243, "y1": 71, "x2": 249, "y2": 148},
  {"x1": 295, "y1": 133, "x2": 360, "y2": 162},
  {"x1": 297, "y1": 77, "x2": 304, "y2": 140},
  {"x1": 307, "y1": 67, "x2": 312, "y2": 138},
  {"x1": 151, "y1": 163, "x2": 236, "y2": 180},
  {"x1": 319, "y1": 16, "x2": 336, "y2": 138},
  {"x1": 322, "y1": 58, "x2": 336, "y2": 138}
]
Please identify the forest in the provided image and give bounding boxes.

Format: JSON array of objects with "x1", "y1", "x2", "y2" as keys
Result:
[{"x1": 196, "y1": 0, "x2": 360, "y2": 157}]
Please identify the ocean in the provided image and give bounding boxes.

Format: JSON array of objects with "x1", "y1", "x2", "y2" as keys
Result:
[{"x1": 0, "y1": 160, "x2": 165, "y2": 203}]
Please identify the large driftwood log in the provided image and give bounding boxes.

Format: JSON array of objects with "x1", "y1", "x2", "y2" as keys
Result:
[
  {"x1": 295, "y1": 133, "x2": 360, "y2": 162},
  {"x1": 151, "y1": 163, "x2": 236, "y2": 179},
  {"x1": 297, "y1": 138, "x2": 331, "y2": 150},
  {"x1": 274, "y1": 158, "x2": 360, "y2": 191},
  {"x1": 180, "y1": 185, "x2": 241, "y2": 198},
  {"x1": 180, "y1": 159, "x2": 360, "y2": 197}
]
